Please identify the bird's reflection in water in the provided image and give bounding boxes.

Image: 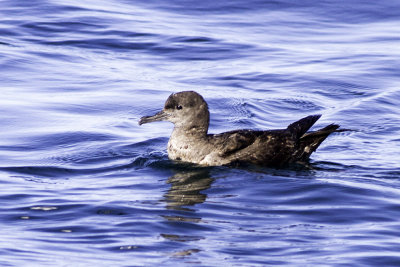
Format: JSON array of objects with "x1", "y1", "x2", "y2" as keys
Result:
[
  {"x1": 163, "y1": 167, "x2": 213, "y2": 211},
  {"x1": 161, "y1": 167, "x2": 213, "y2": 259}
]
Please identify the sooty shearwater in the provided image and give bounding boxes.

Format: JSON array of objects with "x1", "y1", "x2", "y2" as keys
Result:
[{"x1": 139, "y1": 91, "x2": 347, "y2": 167}]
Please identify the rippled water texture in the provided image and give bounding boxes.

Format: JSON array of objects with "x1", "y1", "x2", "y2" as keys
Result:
[{"x1": 1, "y1": 0, "x2": 400, "y2": 266}]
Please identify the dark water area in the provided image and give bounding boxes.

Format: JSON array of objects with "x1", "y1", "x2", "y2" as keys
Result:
[{"x1": 1, "y1": 0, "x2": 400, "y2": 266}]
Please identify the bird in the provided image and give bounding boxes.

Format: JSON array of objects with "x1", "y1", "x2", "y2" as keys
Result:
[{"x1": 139, "y1": 91, "x2": 348, "y2": 168}]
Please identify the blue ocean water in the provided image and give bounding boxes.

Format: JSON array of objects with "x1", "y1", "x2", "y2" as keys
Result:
[{"x1": 1, "y1": 0, "x2": 400, "y2": 265}]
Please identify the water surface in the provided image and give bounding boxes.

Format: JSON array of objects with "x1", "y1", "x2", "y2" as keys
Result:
[{"x1": 1, "y1": 0, "x2": 400, "y2": 266}]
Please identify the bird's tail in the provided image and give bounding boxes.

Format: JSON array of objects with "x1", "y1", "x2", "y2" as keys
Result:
[
  {"x1": 296, "y1": 124, "x2": 348, "y2": 161},
  {"x1": 287, "y1": 114, "x2": 322, "y2": 140}
]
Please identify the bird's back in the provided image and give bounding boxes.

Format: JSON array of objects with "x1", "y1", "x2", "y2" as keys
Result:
[
  {"x1": 209, "y1": 129, "x2": 293, "y2": 167},
  {"x1": 208, "y1": 115, "x2": 342, "y2": 167}
]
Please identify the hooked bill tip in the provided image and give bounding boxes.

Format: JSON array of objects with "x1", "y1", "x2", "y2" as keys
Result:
[
  {"x1": 138, "y1": 110, "x2": 168, "y2": 126},
  {"x1": 138, "y1": 116, "x2": 148, "y2": 126}
]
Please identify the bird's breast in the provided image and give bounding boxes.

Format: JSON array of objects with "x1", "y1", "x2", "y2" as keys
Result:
[{"x1": 167, "y1": 135, "x2": 204, "y2": 163}]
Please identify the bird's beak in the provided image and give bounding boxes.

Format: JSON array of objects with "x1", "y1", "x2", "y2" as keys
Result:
[{"x1": 138, "y1": 110, "x2": 169, "y2": 125}]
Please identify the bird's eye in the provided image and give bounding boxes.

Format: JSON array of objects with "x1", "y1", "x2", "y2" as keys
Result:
[{"x1": 176, "y1": 105, "x2": 183, "y2": 110}]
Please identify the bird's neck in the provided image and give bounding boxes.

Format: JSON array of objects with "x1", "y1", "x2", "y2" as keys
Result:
[{"x1": 171, "y1": 125, "x2": 208, "y2": 140}]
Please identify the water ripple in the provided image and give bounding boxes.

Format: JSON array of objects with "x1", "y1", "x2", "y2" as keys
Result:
[{"x1": 1, "y1": 0, "x2": 400, "y2": 266}]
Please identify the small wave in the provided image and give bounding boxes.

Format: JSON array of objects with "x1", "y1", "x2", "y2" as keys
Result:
[
  {"x1": 0, "y1": 137, "x2": 171, "y2": 178},
  {"x1": 16, "y1": 131, "x2": 118, "y2": 151}
]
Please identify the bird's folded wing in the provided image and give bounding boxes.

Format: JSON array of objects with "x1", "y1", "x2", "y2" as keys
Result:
[{"x1": 215, "y1": 130, "x2": 258, "y2": 157}]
